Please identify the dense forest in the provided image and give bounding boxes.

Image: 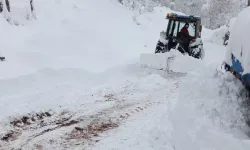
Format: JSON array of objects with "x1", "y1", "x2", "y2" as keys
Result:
[
  {"x1": 0, "y1": 0, "x2": 248, "y2": 29},
  {"x1": 117, "y1": 0, "x2": 248, "y2": 29}
]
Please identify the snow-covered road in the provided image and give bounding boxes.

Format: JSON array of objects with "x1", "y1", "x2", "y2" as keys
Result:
[
  {"x1": 1, "y1": 0, "x2": 250, "y2": 149},
  {"x1": 0, "y1": 67, "x2": 181, "y2": 149},
  {"x1": 1, "y1": 39, "x2": 248, "y2": 150},
  {"x1": 90, "y1": 93, "x2": 178, "y2": 150}
]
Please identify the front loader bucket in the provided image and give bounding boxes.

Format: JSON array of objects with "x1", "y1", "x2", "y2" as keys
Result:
[
  {"x1": 139, "y1": 50, "x2": 204, "y2": 78},
  {"x1": 140, "y1": 53, "x2": 174, "y2": 71},
  {"x1": 139, "y1": 51, "x2": 182, "y2": 78}
]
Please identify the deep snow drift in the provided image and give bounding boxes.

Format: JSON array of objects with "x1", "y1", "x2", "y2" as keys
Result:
[
  {"x1": 0, "y1": 0, "x2": 250, "y2": 149},
  {"x1": 170, "y1": 64, "x2": 250, "y2": 150}
]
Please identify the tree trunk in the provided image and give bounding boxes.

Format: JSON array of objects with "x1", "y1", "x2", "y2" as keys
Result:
[
  {"x1": 1, "y1": 0, "x2": 12, "y2": 24},
  {"x1": 0, "y1": 1, "x2": 3, "y2": 13},
  {"x1": 248, "y1": 0, "x2": 250, "y2": 6},
  {"x1": 30, "y1": 0, "x2": 34, "y2": 12},
  {"x1": 30, "y1": 0, "x2": 37, "y2": 19},
  {"x1": 5, "y1": 0, "x2": 10, "y2": 12}
]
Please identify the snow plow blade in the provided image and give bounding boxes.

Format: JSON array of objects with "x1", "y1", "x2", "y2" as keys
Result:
[
  {"x1": 140, "y1": 53, "x2": 174, "y2": 73},
  {"x1": 139, "y1": 50, "x2": 203, "y2": 78}
]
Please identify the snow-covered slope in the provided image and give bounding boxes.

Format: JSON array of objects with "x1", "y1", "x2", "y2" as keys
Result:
[
  {"x1": 0, "y1": 0, "x2": 174, "y2": 120},
  {"x1": 0, "y1": 0, "x2": 170, "y2": 78},
  {"x1": 0, "y1": 0, "x2": 250, "y2": 149}
]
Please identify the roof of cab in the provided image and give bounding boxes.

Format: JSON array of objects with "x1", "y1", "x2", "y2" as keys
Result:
[{"x1": 166, "y1": 13, "x2": 201, "y2": 20}]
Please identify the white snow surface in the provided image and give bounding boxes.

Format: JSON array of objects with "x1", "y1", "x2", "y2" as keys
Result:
[
  {"x1": 206, "y1": 25, "x2": 228, "y2": 45},
  {"x1": 0, "y1": 0, "x2": 250, "y2": 149},
  {"x1": 0, "y1": 0, "x2": 169, "y2": 78}
]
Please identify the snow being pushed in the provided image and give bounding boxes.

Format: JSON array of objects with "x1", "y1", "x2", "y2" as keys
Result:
[
  {"x1": 207, "y1": 25, "x2": 228, "y2": 45},
  {"x1": 206, "y1": 17, "x2": 236, "y2": 46},
  {"x1": 140, "y1": 50, "x2": 204, "y2": 74},
  {"x1": 225, "y1": 7, "x2": 250, "y2": 75}
]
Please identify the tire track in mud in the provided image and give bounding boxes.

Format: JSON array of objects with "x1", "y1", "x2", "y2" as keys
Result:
[
  {"x1": 0, "y1": 80, "x2": 180, "y2": 150},
  {"x1": 0, "y1": 110, "x2": 76, "y2": 149},
  {"x1": 0, "y1": 101, "x2": 157, "y2": 150},
  {"x1": 58, "y1": 101, "x2": 163, "y2": 149}
]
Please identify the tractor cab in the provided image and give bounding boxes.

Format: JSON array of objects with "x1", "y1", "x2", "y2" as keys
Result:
[
  {"x1": 155, "y1": 13, "x2": 204, "y2": 59},
  {"x1": 166, "y1": 13, "x2": 202, "y2": 39}
]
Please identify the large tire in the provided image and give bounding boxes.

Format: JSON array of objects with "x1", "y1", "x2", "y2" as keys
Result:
[
  {"x1": 155, "y1": 40, "x2": 167, "y2": 53},
  {"x1": 190, "y1": 45, "x2": 204, "y2": 59}
]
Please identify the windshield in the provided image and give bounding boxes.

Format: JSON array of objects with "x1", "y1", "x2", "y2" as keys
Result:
[{"x1": 167, "y1": 20, "x2": 196, "y2": 37}]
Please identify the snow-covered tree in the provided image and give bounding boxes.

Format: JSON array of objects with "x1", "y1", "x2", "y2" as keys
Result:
[
  {"x1": 174, "y1": 0, "x2": 203, "y2": 15},
  {"x1": 116, "y1": 0, "x2": 164, "y2": 13},
  {"x1": 200, "y1": 0, "x2": 247, "y2": 29},
  {"x1": 173, "y1": 0, "x2": 247, "y2": 29},
  {"x1": 115, "y1": 0, "x2": 247, "y2": 29},
  {"x1": 170, "y1": 0, "x2": 175, "y2": 10}
]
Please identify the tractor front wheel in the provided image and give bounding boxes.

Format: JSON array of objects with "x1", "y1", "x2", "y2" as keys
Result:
[
  {"x1": 155, "y1": 40, "x2": 167, "y2": 54},
  {"x1": 190, "y1": 46, "x2": 204, "y2": 59}
]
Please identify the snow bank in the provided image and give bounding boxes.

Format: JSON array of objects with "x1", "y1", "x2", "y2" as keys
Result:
[
  {"x1": 225, "y1": 7, "x2": 250, "y2": 74},
  {"x1": 228, "y1": 17, "x2": 236, "y2": 32},
  {"x1": 170, "y1": 63, "x2": 250, "y2": 150},
  {"x1": 202, "y1": 17, "x2": 235, "y2": 46},
  {"x1": 168, "y1": 50, "x2": 204, "y2": 73},
  {"x1": 206, "y1": 25, "x2": 228, "y2": 45},
  {"x1": 202, "y1": 42, "x2": 226, "y2": 63}
]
